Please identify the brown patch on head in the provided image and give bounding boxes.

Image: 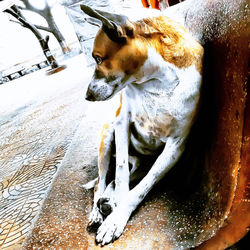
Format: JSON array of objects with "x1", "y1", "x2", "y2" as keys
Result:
[
  {"x1": 134, "y1": 16, "x2": 204, "y2": 73},
  {"x1": 92, "y1": 29, "x2": 148, "y2": 77},
  {"x1": 93, "y1": 30, "x2": 122, "y2": 77},
  {"x1": 92, "y1": 16, "x2": 203, "y2": 78}
]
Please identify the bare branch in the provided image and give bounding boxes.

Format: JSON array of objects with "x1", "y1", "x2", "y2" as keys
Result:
[
  {"x1": 9, "y1": 19, "x2": 52, "y2": 32},
  {"x1": 34, "y1": 24, "x2": 51, "y2": 32},
  {"x1": 44, "y1": 0, "x2": 49, "y2": 8},
  {"x1": 16, "y1": 5, "x2": 27, "y2": 10},
  {"x1": 19, "y1": 0, "x2": 70, "y2": 54},
  {"x1": 20, "y1": 0, "x2": 41, "y2": 13},
  {"x1": 9, "y1": 19, "x2": 25, "y2": 26}
]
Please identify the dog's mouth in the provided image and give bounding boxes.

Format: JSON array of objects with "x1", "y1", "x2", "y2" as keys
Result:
[
  {"x1": 85, "y1": 90, "x2": 114, "y2": 102},
  {"x1": 85, "y1": 75, "x2": 130, "y2": 102},
  {"x1": 85, "y1": 83, "x2": 118, "y2": 102}
]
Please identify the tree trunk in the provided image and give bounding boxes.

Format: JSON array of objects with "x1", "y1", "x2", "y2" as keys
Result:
[
  {"x1": 5, "y1": 5, "x2": 58, "y2": 69},
  {"x1": 20, "y1": 0, "x2": 70, "y2": 54},
  {"x1": 46, "y1": 10, "x2": 71, "y2": 54}
]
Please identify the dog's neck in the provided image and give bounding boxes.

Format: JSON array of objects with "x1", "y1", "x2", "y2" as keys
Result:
[
  {"x1": 133, "y1": 16, "x2": 203, "y2": 74},
  {"x1": 131, "y1": 47, "x2": 180, "y2": 93},
  {"x1": 124, "y1": 16, "x2": 203, "y2": 94}
]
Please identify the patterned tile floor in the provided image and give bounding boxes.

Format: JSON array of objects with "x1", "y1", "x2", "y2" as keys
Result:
[{"x1": 0, "y1": 54, "x2": 90, "y2": 249}]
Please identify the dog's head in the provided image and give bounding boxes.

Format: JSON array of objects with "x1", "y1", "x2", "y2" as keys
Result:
[{"x1": 81, "y1": 5, "x2": 147, "y2": 101}]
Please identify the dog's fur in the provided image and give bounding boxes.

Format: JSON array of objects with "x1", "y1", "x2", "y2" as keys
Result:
[{"x1": 81, "y1": 5, "x2": 203, "y2": 245}]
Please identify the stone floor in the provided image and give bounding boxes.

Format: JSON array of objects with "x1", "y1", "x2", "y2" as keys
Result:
[{"x1": 0, "y1": 54, "x2": 91, "y2": 249}]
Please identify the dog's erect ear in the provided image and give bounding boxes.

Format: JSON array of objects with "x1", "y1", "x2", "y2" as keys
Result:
[
  {"x1": 91, "y1": 9, "x2": 128, "y2": 26},
  {"x1": 80, "y1": 4, "x2": 132, "y2": 44},
  {"x1": 84, "y1": 17, "x2": 101, "y2": 28}
]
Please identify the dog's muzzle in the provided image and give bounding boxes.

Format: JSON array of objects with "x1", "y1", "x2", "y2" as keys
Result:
[
  {"x1": 85, "y1": 81, "x2": 116, "y2": 102},
  {"x1": 85, "y1": 73, "x2": 127, "y2": 101},
  {"x1": 85, "y1": 88, "x2": 96, "y2": 101}
]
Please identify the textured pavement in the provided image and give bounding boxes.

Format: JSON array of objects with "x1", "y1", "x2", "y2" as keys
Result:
[{"x1": 0, "y1": 54, "x2": 91, "y2": 249}]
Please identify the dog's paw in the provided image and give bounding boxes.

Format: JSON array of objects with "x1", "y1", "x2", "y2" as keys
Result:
[
  {"x1": 87, "y1": 207, "x2": 103, "y2": 232},
  {"x1": 95, "y1": 209, "x2": 130, "y2": 246}
]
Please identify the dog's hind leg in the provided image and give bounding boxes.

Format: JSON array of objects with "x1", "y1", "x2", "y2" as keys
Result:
[
  {"x1": 87, "y1": 123, "x2": 114, "y2": 231},
  {"x1": 96, "y1": 155, "x2": 142, "y2": 218},
  {"x1": 95, "y1": 137, "x2": 185, "y2": 245}
]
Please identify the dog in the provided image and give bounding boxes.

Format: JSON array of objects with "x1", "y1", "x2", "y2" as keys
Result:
[{"x1": 81, "y1": 4, "x2": 203, "y2": 245}]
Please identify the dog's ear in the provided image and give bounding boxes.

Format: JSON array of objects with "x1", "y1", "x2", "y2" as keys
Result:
[
  {"x1": 90, "y1": 9, "x2": 128, "y2": 26},
  {"x1": 80, "y1": 4, "x2": 133, "y2": 44},
  {"x1": 84, "y1": 17, "x2": 101, "y2": 28},
  {"x1": 92, "y1": 9, "x2": 135, "y2": 38}
]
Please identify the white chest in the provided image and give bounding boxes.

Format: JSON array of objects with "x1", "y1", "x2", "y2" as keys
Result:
[{"x1": 123, "y1": 49, "x2": 202, "y2": 147}]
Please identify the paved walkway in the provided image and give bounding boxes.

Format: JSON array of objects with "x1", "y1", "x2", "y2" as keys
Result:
[{"x1": 0, "y1": 54, "x2": 91, "y2": 249}]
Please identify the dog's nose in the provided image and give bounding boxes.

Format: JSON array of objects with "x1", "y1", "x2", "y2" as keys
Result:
[{"x1": 85, "y1": 90, "x2": 95, "y2": 101}]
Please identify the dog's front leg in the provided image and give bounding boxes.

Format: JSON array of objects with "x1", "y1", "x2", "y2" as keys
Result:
[
  {"x1": 96, "y1": 136, "x2": 185, "y2": 245},
  {"x1": 94, "y1": 111, "x2": 130, "y2": 245},
  {"x1": 87, "y1": 123, "x2": 114, "y2": 231},
  {"x1": 114, "y1": 115, "x2": 130, "y2": 202}
]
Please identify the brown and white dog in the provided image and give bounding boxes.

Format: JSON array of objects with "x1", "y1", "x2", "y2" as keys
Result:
[{"x1": 81, "y1": 4, "x2": 203, "y2": 245}]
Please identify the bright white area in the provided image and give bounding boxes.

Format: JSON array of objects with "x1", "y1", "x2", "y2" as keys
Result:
[
  {"x1": 29, "y1": 0, "x2": 46, "y2": 9},
  {"x1": 0, "y1": 53, "x2": 119, "y2": 126},
  {"x1": 0, "y1": 0, "x2": 17, "y2": 12},
  {"x1": 0, "y1": 2, "x2": 79, "y2": 71},
  {"x1": 51, "y1": 3, "x2": 79, "y2": 46},
  {"x1": 0, "y1": 0, "x2": 158, "y2": 71},
  {"x1": 0, "y1": 54, "x2": 88, "y2": 119}
]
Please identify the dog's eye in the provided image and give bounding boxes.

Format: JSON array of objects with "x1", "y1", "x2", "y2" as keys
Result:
[{"x1": 95, "y1": 56, "x2": 103, "y2": 65}]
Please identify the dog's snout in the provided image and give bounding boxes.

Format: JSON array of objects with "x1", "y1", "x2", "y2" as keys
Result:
[{"x1": 85, "y1": 89, "x2": 95, "y2": 101}]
